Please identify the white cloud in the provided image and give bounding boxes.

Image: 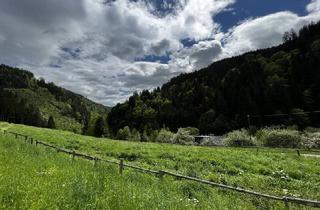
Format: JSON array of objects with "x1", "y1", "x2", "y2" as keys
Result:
[
  {"x1": 1, "y1": 0, "x2": 320, "y2": 106},
  {"x1": 0, "y1": 0, "x2": 235, "y2": 105},
  {"x1": 222, "y1": 12, "x2": 303, "y2": 57},
  {"x1": 307, "y1": 0, "x2": 320, "y2": 13},
  {"x1": 220, "y1": 3, "x2": 320, "y2": 59},
  {"x1": 171, "y1": 40, "x2": 223, "y2": 70}
]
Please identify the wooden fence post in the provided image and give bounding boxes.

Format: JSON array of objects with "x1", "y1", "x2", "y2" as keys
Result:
[
  {"x1": 25, "y1": 136, "x2": 28, "y2": 142},
  {"x1": 296, "y1": 150, "x2": 300, "y2": 156},
  {"x1": 72, "y1": 151, "x2": 76, "y2": 161},
  {"x1": 119, "y1": 159, "x2": 124, "y2": 174},
  {"x1": 158, "y1": 170, "x2": 165, "y2": 179},
  {"x1": 94, "y1": 157, "x2": 98, "y2": 166},
  {"x1": 284, "y1": 197, "x2": 290, "y2": 210}
]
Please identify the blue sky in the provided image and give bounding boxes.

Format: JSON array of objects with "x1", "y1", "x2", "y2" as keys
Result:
[
  {"x1": 0, "y1": 0, "x2": 319, "y2": 106},
  {"x1": 216, "y1": 0, "x2": 311, "y2": 30},
  {"x1": 141, "y1": 0, "x2": 313, "y2": 64}
]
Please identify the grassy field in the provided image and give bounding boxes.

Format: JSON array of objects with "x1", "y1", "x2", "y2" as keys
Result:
[{"x1": 0, "y1": 122, "x2": 320, "y2": 209}]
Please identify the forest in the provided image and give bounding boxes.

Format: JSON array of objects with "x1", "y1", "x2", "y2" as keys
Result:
[
  {"x1": 0, "y1": 65, "x2": 110, "y2": 136},
  {"x1": 108, "y1": 21, "x2": 320, "y2": 136}
]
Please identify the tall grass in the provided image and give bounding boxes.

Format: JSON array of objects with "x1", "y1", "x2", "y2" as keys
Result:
[{"x1": 1, "y1": 122, "x2": 320, "y2": 209}]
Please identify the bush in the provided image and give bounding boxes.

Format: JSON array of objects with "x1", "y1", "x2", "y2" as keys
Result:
[
  {"x1": 223, "y1": 129, "x2": 257, "y2": 147},
  {"x1": 141, "y1": 130, "x2": 149, "y2": 142},
  {"x1": 156, "y1": 128, "x2": 174, "y2": 143},
  {"x1": 116, "y1": 126, "x2": 131, "y2": 140},
  {"x1": 173, "y1": 128, "x2": 195, "y2": 145},
  {"x1": 304, "y1": 127, "x2": 320, "y2": 133},
  {"x1": 149, "y1": 130, "x2": 159, "y2": 142},
  {"x1": 260, "y1": 129, "x2": 302, "y2": 148},
  {"x1": 303, "y1": 132, "x2": 320, "y2": 149},
  {"x1": 179, "y1": 127, "x2": 199, "y2": 136},
  {"x1": 130, "y1": 129, "x2": 141, "y2": 141}
]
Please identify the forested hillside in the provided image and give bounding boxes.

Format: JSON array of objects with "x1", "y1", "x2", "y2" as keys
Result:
[
  {"x1": 0, "y1": 65, "x2": 110, "y2": 134},
  {"x1": 108, "y1": 21, "x2": 320, "y2": 136}
]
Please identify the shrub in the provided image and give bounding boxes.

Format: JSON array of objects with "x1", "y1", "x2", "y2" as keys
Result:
[
  {"x1": 304, "y1": 127, "x2": 320, "y2": 133},
  {"x1": 149, "y1": 130, "x2": 159, "y2": 142},
  {"x1": 260, "y1": 129, "x2": 302, "y2": 148},
  {"x1": 179, "y1": 127, "x2": 199, "y2": 136},
  {"x1": 156, "y1": 128, "x2": 174, "y2": 143},
  {"x1": 200, "y1": 137, "x2": 213, "y2": 146},
  {"x1": 173, "y1": 128, "x2": 195, "y2": 145},
  {"x1": 116, "y1": 126, "x2": 131, "y2": 140},
  {"x1": 141, "y1": 130, "x2": 149, "y2": 142},
  {"x1": 223, "y1": 129, "x2": 257, "y2": 147},
  {"x1": 302, "y1": 132, "x2": 320, "y2": 149},
  {"x1": 130, "y1": 129, "x2": 141, "y2": 141}
]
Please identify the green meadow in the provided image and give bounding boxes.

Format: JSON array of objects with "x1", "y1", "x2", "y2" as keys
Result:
[{"x1": 0, "y1": 122, "x2": 319, "y2": 209}]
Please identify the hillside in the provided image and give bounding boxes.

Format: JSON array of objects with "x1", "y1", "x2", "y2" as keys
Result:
[
  {"x1": 0, "y1": 122, "x2": 319, "y2": 209},
  {"x1": 0, "y1": 65, "x2": 110, "y2": 134},
  {"x1": 108, "y1": 21, "x2": 320, "y2": 135}
]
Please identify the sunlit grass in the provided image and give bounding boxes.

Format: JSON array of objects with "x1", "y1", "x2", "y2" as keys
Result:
[{"x1": 0, "y1": 121, "x2": 319, "y2": 209}]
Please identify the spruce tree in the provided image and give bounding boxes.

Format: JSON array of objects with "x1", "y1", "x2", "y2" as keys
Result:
[
  {"x1": 47, "y1": 116, "x2": 56, "y2": 129},
  {"x1": 94, "y1": 116, "x2": 105, "y2": 137}
]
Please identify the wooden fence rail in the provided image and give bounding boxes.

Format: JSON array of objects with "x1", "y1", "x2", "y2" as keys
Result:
[{"x1": 2, "y1": 130, "x2": 320, "y2": 208}]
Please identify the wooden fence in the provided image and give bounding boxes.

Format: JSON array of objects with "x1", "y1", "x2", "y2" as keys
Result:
[{"x1": 2, "y1": 130, "x2": 320, "y2": 208}]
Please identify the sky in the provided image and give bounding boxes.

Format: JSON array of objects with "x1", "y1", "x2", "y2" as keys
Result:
[{"x1": 0, "y1": 0, "x2": 320, "y2": 106}]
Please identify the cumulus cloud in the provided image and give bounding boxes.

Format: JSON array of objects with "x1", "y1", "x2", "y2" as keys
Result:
[
  {"x1": 222, "y1": 12, "x2": 305, "y2": 57},
  {"x1": 220, "y1": 5, "x2": 320, "y2": 58},
  {"x1": 307, "y1": 0, "x2": 320, "y2": 13},
  {"x1": 150, "y1": 39, "x2": 171, "y2": 56},
  {"x1": 119, "y1": 62, "x2": 178, "y2": 88},
  {"x1": 0, "y1": 0, "x2": 85, "y2": 66},
  {"x1": 1, "y1": 0, "x2": 320, "y2": 106},
  {"x1": 0, "y1": 0, "x2": 235, "y2": 105},
  {"x1": 171, "y1": 40, "x2": 223, "y2": 70}
]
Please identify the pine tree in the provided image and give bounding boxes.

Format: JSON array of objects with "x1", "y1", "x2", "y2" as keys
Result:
[
  {"x1": 94, "y1": 116, "x2": 105, "y2": 137},
  {"x1": 47, "y1": 116, "x2": 56, "y2": 129}
]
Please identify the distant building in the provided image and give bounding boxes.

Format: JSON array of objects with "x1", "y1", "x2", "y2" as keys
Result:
[{"x1": 194, "y1": 135, "x2": 223, "y2": 146}]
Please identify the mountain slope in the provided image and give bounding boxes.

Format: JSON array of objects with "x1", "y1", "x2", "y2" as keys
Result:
[
  {"x1": 0, "y1": 65, "x2": 110, "y2": 134},
  {"x1": 108, "y1": 21, "x2": 320, "y2": 135}
]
